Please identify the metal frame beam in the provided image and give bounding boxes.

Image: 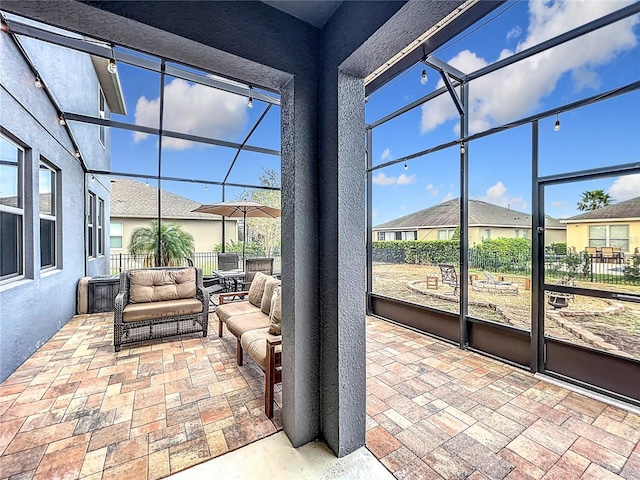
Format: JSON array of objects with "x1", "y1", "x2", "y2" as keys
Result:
[{"x1": 4, "y1": 16, "x2": 281, "y2": 105}]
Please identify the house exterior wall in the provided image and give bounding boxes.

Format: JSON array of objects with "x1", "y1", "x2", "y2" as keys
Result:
[
  {"x1": 0, "y1": 29, "x2": 100, "y2": 381},
  {"x1": 565, "y1": 220, "x2": 640, "y2": 254},
  {"x1": 18, "y1": 33, "x2": 111, "y2": 173},
  {"x1": 109, "y1": 217, "x2": 238, "y2": 254},
  {"x1": 371, "y1": 226, "x2": 566, "y2": 246}
]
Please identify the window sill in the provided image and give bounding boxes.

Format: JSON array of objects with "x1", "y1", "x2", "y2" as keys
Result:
[
  {"x1": 41, "y1": 268, "x2": 62, "y2": 279},
  {"x1": 0, "y1": 277, "x2": 31, "y2": 293}
]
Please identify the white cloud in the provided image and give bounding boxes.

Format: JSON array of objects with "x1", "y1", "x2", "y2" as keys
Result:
[
  {"x1": 425, "y1": 183, "x2": 441, "y2": 196},
  {"x1": 372, "y1": 172, "x2": 416, "y2": 186},
  {"x1": 396, "y1": 174, "x2": 416, "y2": 185},
  {"x1": 608, "y1": 174, "x2": 640, "y2": 202},
  {"x1": 551, "y1": 201, "x2": 566, "y2": 208},
  {"x1": 372, "y1": 172, "x2": 397, "y2": 186},
  {"x1": 380, "y1": 148, "x2": 392, "y2": 161},
  {"x1": 478, "y1": 181, "x2": 528, "y2": 210},
  {"x1": 506, "y1": 25, "x2": 522, "y2": 41},
  {"x1": 421, "y1": 0, "x2": 639, "y2": 135},
  {"x1": 133, "y1": 78, "x2": 249, "y2": 149}
]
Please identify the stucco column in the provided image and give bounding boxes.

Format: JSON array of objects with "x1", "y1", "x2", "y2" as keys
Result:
[{"x1": 319, "y1": 70, "x2": 367, "y2": 456}]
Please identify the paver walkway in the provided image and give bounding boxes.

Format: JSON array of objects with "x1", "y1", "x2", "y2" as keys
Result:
[{"x1": 365, "y1": 317, "x2": 640, "y2": 479}]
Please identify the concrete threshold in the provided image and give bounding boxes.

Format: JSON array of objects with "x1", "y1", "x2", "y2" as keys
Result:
[{"x1": 166, "y1": 431, "x2": 394, "y2": 480}]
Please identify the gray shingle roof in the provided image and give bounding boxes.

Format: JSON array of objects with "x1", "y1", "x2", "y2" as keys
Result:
[
  {"x1": 374, "y1": 198, "x2": 564, "y2": 230},
  {"x1": 563, "y1": 196, "x2": 640, "y2": 221},
  {"x1": 110, "y1": 179, "x2": 223, "y2": 220}
]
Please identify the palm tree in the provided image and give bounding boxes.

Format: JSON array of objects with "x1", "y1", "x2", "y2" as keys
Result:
[
  {"x1": 128, "y1": 220, "x2": 195, "y2": 267},
  {"x1": 576, "y1": 189, "x2": 612, "y2": 212}
]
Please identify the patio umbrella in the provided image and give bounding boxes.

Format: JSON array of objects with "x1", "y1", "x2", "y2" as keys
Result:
[{"x1": 192, "y1": 201, "x2": 281, "y2": 264}]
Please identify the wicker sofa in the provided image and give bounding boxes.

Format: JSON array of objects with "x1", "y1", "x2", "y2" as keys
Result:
[
  {"x1": 215, "y1": 272, "x2": 282, "y2": 417},
  {"x1": 113, "y1": 267, "x2": 209, "y2": 351}
]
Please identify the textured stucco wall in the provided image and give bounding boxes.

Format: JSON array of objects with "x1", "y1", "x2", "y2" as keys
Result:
[{"x1": 0, "y1": 29, "x2": 93, "y2": 381}]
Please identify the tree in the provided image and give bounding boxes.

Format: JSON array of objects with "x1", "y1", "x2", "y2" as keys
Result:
[
  {"x1": 237, "y1": 169, "x2": 281, "y2": 257},
  {"x1": 577, "y1": 189, "x2": 612, "y2": 212},
  {"x1": 129, "y1": 220, "x2": 195, "y2": 267}
]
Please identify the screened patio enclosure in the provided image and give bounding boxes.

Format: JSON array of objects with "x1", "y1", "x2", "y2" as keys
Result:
[
  {"x1": 367, "y1": 2, "x2": 640, "y2": 406},
  {"x1": 2, "y1": 12, "x2": 282, "y2": 270}
]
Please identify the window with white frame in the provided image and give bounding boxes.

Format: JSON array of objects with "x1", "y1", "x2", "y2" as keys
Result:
[
  {"x1": 97, "y1": 198, "x2": 105, "y2": 255},
  {"x1": 590, "y1": 224, "x2": 629, "y2": 252},
  {"x1": 437, "y1": 229, "x2": 456, "y2": 240},
  {"x1": 394, "y1": 231, "x2": 416, "y2": 240},
  {"x1": 88, "y1": 192, "x2": 96, "y2": 258},
  {"x1": 514, "y1": 229, "x2": 520, "y2": 238},
  {"x1": 110, "y1": 222, "x2": 123, "y2": 248},
  {"x1": 39, "y1": 161, "x2": 57, "y2": 269},
  {"x1": 482, "y1": 228, "x2": 491, "y2": 241},
  {"x1": 98, "y1": 86, "x2": 106, "y2": 148},
  {"x1": 0, "y1": 134, "x2": 24, "y2": 280}
]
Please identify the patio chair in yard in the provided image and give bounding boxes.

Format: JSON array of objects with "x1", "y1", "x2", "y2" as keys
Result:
[
  {"x1": 585, "y1": 246, "x2": 601, "y2": 262},
  {"x1": 438, "y1": 264, "x2": 460, "y2": 296}
]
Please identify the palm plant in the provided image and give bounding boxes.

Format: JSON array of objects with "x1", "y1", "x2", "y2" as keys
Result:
[
  {"x1": 577, "y1": 189, "x2": 612, "y2": 211},
  {"x1": 128, "y1": 220, "x2": 195, "y2": 267}
]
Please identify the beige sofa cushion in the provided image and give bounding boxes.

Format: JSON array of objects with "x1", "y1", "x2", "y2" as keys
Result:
[
  {"x1": 248, "y1": 271, "x2": 268, "y2": 307},
  {"x1": 122, "y1": 298, "x2": 203, "y2": 323},
  {"x1": 226, "y1": 311, "x2": 270, "y2": 339},
  {"x1": 267, "y1": 285, "x2": 282, "y2": 335},
  {"x1": 260, "y1": 276, "x2": 281, "y2": 315},
  {"x1": 241, "y1": 328, "x2": 282, "y2": 371},
  {"x1": 129, "y1": 268, "x2": 196, "y2": 303},
  {"x1": 215, "y1": 301, "x2": 258, "y2": 324}
]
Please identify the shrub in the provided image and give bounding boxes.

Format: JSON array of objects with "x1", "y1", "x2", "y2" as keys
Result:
[
  {"x1": 469, "y1": 238, "x2": 531, "y2": 273},
  {"x1": 372, "y1": 240, "x2": 459, "y2": 265}
]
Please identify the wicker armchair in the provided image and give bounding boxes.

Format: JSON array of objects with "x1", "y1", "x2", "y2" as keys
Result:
[{"x1": 113, "y1": 267, "x2": 209, "y2": 351}]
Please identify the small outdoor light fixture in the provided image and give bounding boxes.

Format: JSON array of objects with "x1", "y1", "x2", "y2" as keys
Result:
[
  {"x1": 460, "y1": 142, "x2": 466, "y2": 154},
  {"x1": 247, "y1": 85, "x2": 253, "y2": 109},
  {"x1": 404, "y1": 162, "x2": 408, "y2": 170},
  {"x1": 34, "y1": 75, "x2": 42, "y2": 88},
  {"x1": 421, "y1": 66, "x2": 428, "y2": 85},
  {"x1": 74, "y1": 150, "x2": 81, "y2": 158},
  {"x1": 554, "y1": 113, "x2": 560, "y2": 132},
  {"x1": 107, "y1": 58, "x2": 117, "y2": 74},
  {"x1": 90, "y1": 174, "x2": 96, "y2": 182},
  {"x1": 58, "y1": 115, "x2": 66, "y2": 126}
]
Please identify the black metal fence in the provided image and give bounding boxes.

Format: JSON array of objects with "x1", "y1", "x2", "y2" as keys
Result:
[
  {"x1": 110, "y1": 252, "x2": 282, "y2": 275},
  {"x1": 372, "y1": 247, "x2": 640, "y2": 287}
]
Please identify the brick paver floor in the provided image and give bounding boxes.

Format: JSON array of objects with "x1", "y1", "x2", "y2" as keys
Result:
[
  {"x1": 0, "y1": 312, "x2": 281, "y2": 479},
  {"x1": 2, "y1": 313, "x2": 639, "y2": 480},
  {"x1": 365, "y1": 317, "x2": 640, "y2": 480}
]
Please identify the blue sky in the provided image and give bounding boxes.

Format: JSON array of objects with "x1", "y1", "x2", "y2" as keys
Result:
[
  {"x1": 8, "y1": 2, "x2": 638, "y2": 223},
  {"x1": 367, "y1": 0, "x2": 640, "y2": 226}
]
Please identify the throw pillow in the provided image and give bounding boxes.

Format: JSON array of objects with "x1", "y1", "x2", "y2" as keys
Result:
[
  {"x1": 261, "y1": 276, "x2": 281, "y2": 315},
  {"x1": 248, "y1": 271, "x2": 268, "y2": 307},
  {"x1": 268, "y1": 285, "x2": 282, "y2": 335}
]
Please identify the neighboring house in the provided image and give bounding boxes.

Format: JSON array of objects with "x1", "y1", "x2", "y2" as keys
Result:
[
  {"x1": 109, "y1": 179, "x2": 238, "y2": 254},
  {"x1": 373, "y1": 198, "x2": 566, "y2": 246},
  {"x1": 0, "y1": 23, "x2": 124, "y2": 380},
  {"x1": 561, "y1": 196, "x2": 640, "y2": 254}
]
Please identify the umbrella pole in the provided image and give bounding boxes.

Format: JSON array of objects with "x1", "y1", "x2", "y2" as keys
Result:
[{"x1": 242, "y1": 210, "x2": 246, "y2": 270}]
